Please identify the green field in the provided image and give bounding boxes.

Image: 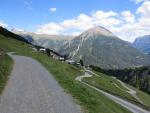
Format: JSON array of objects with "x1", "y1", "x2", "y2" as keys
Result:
[
  {"x1": 83, "y1": 73, "x2": 136, "y2": 101},
  {"x1": 0, "y1": 51, "x2": 13, "y2": 94},
  {"x1": 127, "y1": 84, "x2": 150, "y2": 108},
  {"x1": 0, "y1": 34, "x2": 133, "y2": 113},
  {"x1": 83, "y1": 71, "x2": 150, "y2": 109}
]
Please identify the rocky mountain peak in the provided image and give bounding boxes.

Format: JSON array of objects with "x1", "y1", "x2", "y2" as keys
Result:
[{"x1": 79, "y1": 26, "x2": 115, "y2": 39}]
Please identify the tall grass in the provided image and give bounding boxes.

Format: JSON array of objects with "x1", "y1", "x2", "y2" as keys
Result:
[{"x1": 0, "y1": 52, "x2": 13, "y2": 94}]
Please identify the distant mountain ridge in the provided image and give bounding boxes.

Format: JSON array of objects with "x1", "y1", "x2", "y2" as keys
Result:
[
  {"x1": 0, "y1": 26, "x2": 29, "y2": 43},
  {"x1": 2, "y1": 26, "x2": 150, "y2": 69},
  {"x1": 132, "y1": 35, "x2": 150, "y2": 55},
  {"x1": 60, "y1": 26, "x2": 150, "y2": 69},
  {"x1": 12, "y1": 29, "x2": 74, "y2": 51}
]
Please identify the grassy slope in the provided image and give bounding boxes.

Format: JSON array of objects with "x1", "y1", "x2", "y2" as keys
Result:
[
  {"x1": 0, "y1": 52, "x2": 13, "y2": 94},
  {"x1": 0, "y1": 35, "x2": 132, "y2": 113},
  {"x1": 83, "y1": 71, "x2": 150, "y2": 109},
  {"x1": 83, "y1": 75, "x2": 136, "y2": 102},
  {"x1": 137, "y1": 91, "x2": 150, "y2": 107},
  {"x1": 126, "y1": 84, "x2": 150, "y2": 107}
]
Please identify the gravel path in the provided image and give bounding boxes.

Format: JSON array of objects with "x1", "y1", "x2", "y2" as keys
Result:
[
  {"x1": 87, "y1": 69, "x2": 144, "y2": 104},
  {"x1": 0, "y1": 54, "x2": 82, "y2": 113},
  {"x1": 115, "y1": 77, "x2": 144, "y2": 104},
  {"x1": 75, "y1": 69, "x2": 150, "y2": 113}
]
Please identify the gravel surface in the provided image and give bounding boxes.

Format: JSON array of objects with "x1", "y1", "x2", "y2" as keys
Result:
[{"x1": 0, "y1": 54, "x2": 82, "y2": 113}]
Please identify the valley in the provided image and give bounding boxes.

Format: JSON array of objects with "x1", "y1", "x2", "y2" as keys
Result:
[
  {"x1": 0, "y1": 32, "x2": 132, "y2": 113},
  {"x1": 0, "y1": 27, "x2": 150, "y2": 113},
  {"x1": 1, "y1": 0, "x2": 150, "y2": 113}
]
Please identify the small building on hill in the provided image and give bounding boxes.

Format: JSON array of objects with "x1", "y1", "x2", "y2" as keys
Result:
[
  {"x1": 66, "y1": 59, "x2": 75, "y2": 64},
  {"x1": 39, "y1": 48, "x2": 46, "y2": 53}
]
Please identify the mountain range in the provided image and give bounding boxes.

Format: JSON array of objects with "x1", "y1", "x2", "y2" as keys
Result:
[
  {"x1": 10, "y1": 26, "x2": 150, "y2": 69},
  {"x1": 12, "y1": 29, "x2": 74, "y2": 51},
  {"x1": 0, "y1": 27, "x2": 29, "y2": 44},
  {"x1": 59, "y1": 26, "x2": 150, "y2": 69},
  {"x1": 132, "y1": 35, "x2": 150, "y2": 55}
]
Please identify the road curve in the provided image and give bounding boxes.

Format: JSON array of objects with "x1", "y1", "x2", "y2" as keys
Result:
[
  {"x1": 114, "y1": 77, "x2": 144, "y2": 104},
  {"x1": 75, "y1": 69, "x2": 150, "y2": 113},
  {"x1": 0, "y1": 54, "x2": 82, "y2": 113}
]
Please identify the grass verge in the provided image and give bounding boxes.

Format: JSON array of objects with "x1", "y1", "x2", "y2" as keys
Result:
[
  {"x1": 126, "y1": 84, "x2": 150, "y2": 108},
  {"x1": 0, "y1": 52, "x2": 13, "y2": 94}
]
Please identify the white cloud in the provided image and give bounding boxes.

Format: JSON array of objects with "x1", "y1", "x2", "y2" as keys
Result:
[
  {"x1": 136, "y1": 1, "x2": 150, "y2": 17},
  {"x1": 121, "y1": 11, "x2": 135, "y2": 23},
  {"x1": 36, "y1": 1, "x2": 150, "y2": 42},
  {"x1": 92, "y1": 11, "x2": 122, "y2": 27},
  {"x1": 36, "y1": 11, "x2": 121, "y2": 36},
  {"x1": 111, "y1": 1, "x2": 150, "y2": 41},
  {"x1": 92, "y1": 11, "x2": 117, "y2": 18},
  {"x1": 131, "y1": 0, "x2": 148, "y2": 4},
  {"x1": 61, "y1": 14, "x2": 93, "y2": 30},
  {"x1": 0, "y1": 21, "x2": 8, "y2": 28},
  {"x1": 49, "y1": 8, "x2": 57, "y2": 12},
  {"x1": 37, "y1": 23, "x2": 63, "y2": 35},
  {"x1": 23, "y1": 0, "x2": 33, "y2": 10}
]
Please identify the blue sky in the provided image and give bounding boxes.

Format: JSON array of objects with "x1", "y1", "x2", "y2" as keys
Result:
[
  {"x1": 0, "y1": 0, "x2": 150, "y2": 41},
  {"x1": 0, "y1": 0, "x2": 137, "y2": 29}
]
